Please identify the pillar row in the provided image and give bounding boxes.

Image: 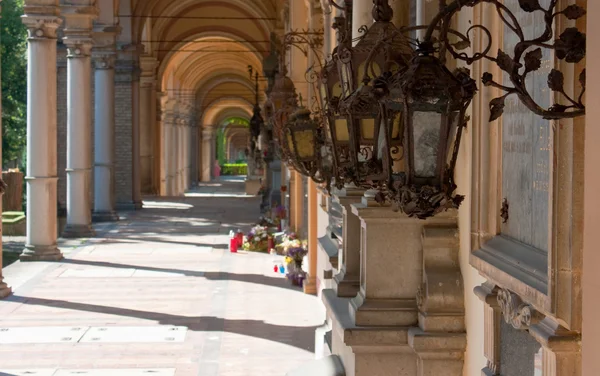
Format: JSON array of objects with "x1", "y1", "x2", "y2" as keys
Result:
[{"x1": 20, "y1": 10, "x2": 63, "y2": 261}]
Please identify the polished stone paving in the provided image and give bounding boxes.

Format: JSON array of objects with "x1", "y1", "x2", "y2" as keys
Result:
[{"x1": 0, "y1": 177, "x2": 324, "y2": 376}]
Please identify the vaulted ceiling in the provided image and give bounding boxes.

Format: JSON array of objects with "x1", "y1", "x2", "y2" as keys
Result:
[{"x1": 128, "y1": 0, "x2": 284, "y2": 128}]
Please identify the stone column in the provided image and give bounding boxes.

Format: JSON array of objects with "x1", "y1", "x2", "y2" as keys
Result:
[
  {"x1": 184, "y1": 120, "x2": 191, "y2": 189},
  {"x1": 201, "y1": 128, "x2": 213, "y2": 182},
  {"x1": 20, "y1": 7, "x2": 63, "y2": 261},
  {"x1": 304, "y1": 178, "x2": 318, "y2": 295},
  {"x1": 61, "y1": 1, "x2": 96, "y2": 238},
  {"x1": 168, "y1": 115, "x2": 178, "y2": 194},
  {"x1": 157, "y1": 93, "x2": 168, "y2": 196},
  {"x1": 0, "y1": 0, "x2": 10, "y2": 296},
  {"x1": 131, "y1": 66, "x2": 142, "y2": 208},
  {"x1": 179, "y1": 118, "x2": 186, "y2": 192},
  {"x1": 92, "y1": 48, "x2": 119, "y2": 222},
  {"x1": 139, "y1": 56, "x2": 157, "y2": 195},
  {"x1": 191, "y1": 122, "x2": 198, "y2": 185},
  {"x1": 332, "y1": 185, "x2": 364, "y2": 297},
  {"x1": 292, "y1": 171, "x2": 305, "y2": 235}
]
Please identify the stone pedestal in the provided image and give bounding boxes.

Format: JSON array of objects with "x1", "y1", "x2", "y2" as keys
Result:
[
  {"x1": 322, "y1": 190, "x2": 465, "y2": 376},
  {"x1": 21, "y1": 11, "x2": 63, "y2": 261},
  {"x1": 245, "y1": 177, "x2": 262, "y2": 196},
  {"x1": 332, "y1": 185, "x2": 364, "y2": 298}
]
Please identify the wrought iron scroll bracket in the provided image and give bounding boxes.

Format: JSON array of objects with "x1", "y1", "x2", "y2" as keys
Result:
[{"x1": 421, "y1": 0, "x2": 586, "y2": 121}]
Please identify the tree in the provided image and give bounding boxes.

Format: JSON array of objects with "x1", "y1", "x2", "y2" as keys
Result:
[{"x1": 1, "y1": 0, "x2": 27, "y2": 167}]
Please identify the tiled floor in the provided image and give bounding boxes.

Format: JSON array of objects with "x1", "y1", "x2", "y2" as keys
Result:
[{"x1": 0, "y1": 177, "x2": 324, "y2": 376}]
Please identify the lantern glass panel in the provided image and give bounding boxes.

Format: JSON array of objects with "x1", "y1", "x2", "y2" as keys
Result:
[
  {"x1": 358, "y1": 62, "x2": 381, "y2": 87},
  {"x1": 333, "y1": 81, "x2": 342, "y2": 97},
  {"x1": 360, "y1": 118, "x2": 376, "y2": 140},
  {"x1": 391, "y1": 113, "x2": 403, "y2": 141},
  {"x1": 412, "y1": 111, "x2": 442, "y2": 178},
  {"x1": 335, "y1": 118, "x2": 350, "y2": 142},
  {"x1": 294, "y1": 130, "x2": 316, "y2": 159}
]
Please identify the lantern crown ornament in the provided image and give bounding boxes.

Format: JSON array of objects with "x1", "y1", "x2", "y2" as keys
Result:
[{"x1": 333, "y1": 0, "x2": 413, "y2": 189}]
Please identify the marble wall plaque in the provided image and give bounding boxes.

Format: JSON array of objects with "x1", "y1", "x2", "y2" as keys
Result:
[{"x1": 501, "y1": 0, "x2": 553, "y2": 252}]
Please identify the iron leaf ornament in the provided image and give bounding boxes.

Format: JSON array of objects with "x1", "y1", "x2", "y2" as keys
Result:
[
  {"x1": 420, "y1": 0, "x2": 587, "y2": 121},
  {"x1": 518, "y1": 0, "x2": 542, "y2": 13}
]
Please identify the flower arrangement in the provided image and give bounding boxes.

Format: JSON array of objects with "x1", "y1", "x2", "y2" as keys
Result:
[
  {"x1": 243, "y1": 225, "x2": 272, "y2": 252},
  {"x1": 273, "y1": 205, "x2": 287, "y2": 221},
  {"x1": 274, "y1": 232, "x2": 306, "y2": 255},
  {"x1": 285, "y1": 246, "x2": 308, "y2": 287}
]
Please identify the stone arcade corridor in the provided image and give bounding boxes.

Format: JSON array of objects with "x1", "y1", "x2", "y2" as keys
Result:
[{"x1": 0, "y1": 178, "x2": 324, "y2": 376}]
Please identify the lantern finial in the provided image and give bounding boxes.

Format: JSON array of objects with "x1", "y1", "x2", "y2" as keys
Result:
[{"x1": 372, "y1": 0, "x2": 393, "y2": 23}]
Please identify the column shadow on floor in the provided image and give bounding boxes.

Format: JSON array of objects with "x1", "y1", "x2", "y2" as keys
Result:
[
  {"x1": 6, "y1": 295, "x2": 318, "y2": 352},
  {"x1": 61, "y1": 258, "x2": 300, "y2": 291}
]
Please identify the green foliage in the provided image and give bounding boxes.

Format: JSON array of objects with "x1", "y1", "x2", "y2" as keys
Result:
[
  {"x1": 217, "y1": 127, "x2": 226, "y2": 166},
  {"x1": 1, "y1": 0, "x2": 28, "y2": 166},
  {"x1": 217, "y1": 117, "x2": 250, "y2": 166},
  {"x1": 220, "y1": 163, "x2": 248, "y2": 176}
]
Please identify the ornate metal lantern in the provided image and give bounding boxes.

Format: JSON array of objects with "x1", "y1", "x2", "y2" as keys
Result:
[
  {"x1": 336, "y1": 0, "x2": 412, "y2": 186},
  {"x1": 380, "y1": 45, "x2": 476, "y2": 218},
  {"x1": 269, "y1": 70, "x2": 298, "y2": 162},
  {"x1": 284, "y1": 104, "x2": 332, "y2": 188},
  {"x1": 320, "y1": 53, "x2": 350, "y2": 188}
]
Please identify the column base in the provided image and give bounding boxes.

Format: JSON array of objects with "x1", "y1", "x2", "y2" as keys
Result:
[
  {"x1": 350, "y1": 289, "x2": 418, "y2": 327},
  {"x1": 62, "y1": 224, "x2": 95, "y2": 239},
  {"x1": 303, "y1": 276, "x2": 317, "y2": 295},
  {"x1": 20, "y1": 245, "x2": 63, "y2": 262},
  {"x1": 322, "y1": 289, "x2": 418, "y2": 376},
  {"x1": 408, "y1": 327, "x2": 466, "y2": 376},
  {"x1": 92, "y1": 211, "x2": 120, "y2": 223},
  {"x1": 0, "y1": 280, "x2": 12, "y2": 299},
  {"x1": 333, "y1": 269, "x2": 360, "y2": 298}
]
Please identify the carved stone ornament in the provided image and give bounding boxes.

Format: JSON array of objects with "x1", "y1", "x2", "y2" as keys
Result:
[
  {"x1": 22, "y1": 16, "x2": 62, "y2": 40},
  {"x1": 497, "y1": 288, "x2": 544, "y2": 330},
  {"x1": 66, "y1": 42, "x2": 93, "y2": 58},
  {"x1": 93, "y1": 53, "x2": 116, "y2": 70}
]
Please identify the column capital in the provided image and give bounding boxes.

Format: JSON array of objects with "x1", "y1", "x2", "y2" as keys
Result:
[
  {"x1": 202, "y1": 128, "x2": 215, "y2": 139},
  {"x1": 22, "y1": 14, "x2": 62, "y2": 40},
  {"x1": 65, "y1": 40, "x2": 93, "y2": 58},
  {"x1": 140, "y1": 56, "x2": 158, "y2": 87},
  {"x1": 92, "y1": 52, "x2": 116, "y2": 69},
  {"x1": 93, "y1": 23, "x2": 121, "y2": 49},
  {"x1": 61, "y1": 3, "x2": 97, "y2": 45}
]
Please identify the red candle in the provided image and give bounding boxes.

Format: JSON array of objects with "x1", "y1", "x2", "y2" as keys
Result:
[
  {"x1": 236, "y1": 231, "x2": 244, "y2": 247},
  {"x1": 268, "y1": 236, "x2": 275, "y2": 252},
  {"x1": 229, "y1": 238, "x2": 238, "y2": 253}
]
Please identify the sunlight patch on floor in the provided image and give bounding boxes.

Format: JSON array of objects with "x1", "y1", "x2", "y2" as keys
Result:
[{"x1": 142, "y1": 201, "x2": 193, "y2": 210}]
